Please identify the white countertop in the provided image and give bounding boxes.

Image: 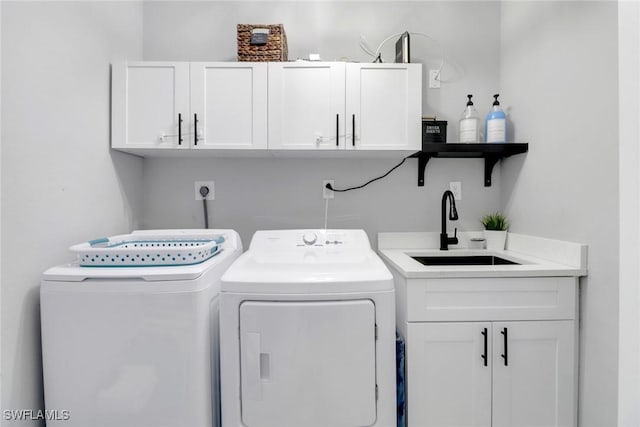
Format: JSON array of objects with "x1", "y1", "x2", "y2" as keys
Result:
[{"x1": 378, "y1": 232, "x2": 588, "y2": 279}]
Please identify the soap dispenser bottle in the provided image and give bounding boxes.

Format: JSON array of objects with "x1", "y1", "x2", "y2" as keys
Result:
[
  {"x1": 458, "y1": 94, "x2": 480, "y2": 143},
  {"x1": 485, "y1": 94, "x2": 506, "y2": 143}
]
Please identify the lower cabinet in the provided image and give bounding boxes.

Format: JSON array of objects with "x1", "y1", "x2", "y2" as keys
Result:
[
  {"x1": 396, "y1": 276, "x2": 579, "y2": 427},
  {"x1": 407, "y1": 320, "x2": 576, "y2": 427}
]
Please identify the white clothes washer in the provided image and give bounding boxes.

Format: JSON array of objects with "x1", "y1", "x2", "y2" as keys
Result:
[
  {"x1": 40, "y1": 229, "x2": 242, "y2": 427},
  {"x1": 220, "y1": 229, "x2": 396, "y2": 427}
]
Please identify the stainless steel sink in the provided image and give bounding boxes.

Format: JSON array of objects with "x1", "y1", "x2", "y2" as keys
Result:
[{"x1": 411, "y1": 255, "x2": 521, "y2": 266}]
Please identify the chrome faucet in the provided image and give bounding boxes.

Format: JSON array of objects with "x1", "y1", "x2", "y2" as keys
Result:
[{"x1": 440, "y1": 190, "x2": 459, "y2": 250}]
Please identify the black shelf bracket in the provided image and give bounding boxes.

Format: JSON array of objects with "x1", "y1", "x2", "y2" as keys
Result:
[
  {"x1": 484, "y1": 155, "x2": 501, "y2": 187},
  {"x1": 415, "y1": 153, "x2": 432, "y2": 186},
  {"x1": 412, "y1": 143, "x2": 528, "y2": 188}
]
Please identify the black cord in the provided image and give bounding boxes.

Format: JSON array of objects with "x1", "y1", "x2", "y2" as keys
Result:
[{"x1": 326, "y1": 155, "x2": 410, "y2": 193}]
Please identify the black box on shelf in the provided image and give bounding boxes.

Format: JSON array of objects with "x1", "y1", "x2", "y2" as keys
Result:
[{"x1": 422, "y1": 120, "x2": 447, "y2": 144}]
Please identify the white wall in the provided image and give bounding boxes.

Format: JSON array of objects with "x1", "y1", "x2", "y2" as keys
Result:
[
  {"x1": 1, "y1": 2, "x2": 143, "y2": 424},
  {"x1": 140, "y1": 1, "x2": 506, "y2": 246},
  {"x1": 499, "y1": 2, "x2": 619, "y2": 425},
  {"x1": 618, "y1": 1, "x2": 640, "y2": 425},
  {"x1": 143, "y1": 156, "x2": 500, "y2": 247}
]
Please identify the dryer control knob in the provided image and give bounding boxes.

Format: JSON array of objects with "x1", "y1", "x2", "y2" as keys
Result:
[{"x1": 302, "y1": 232, "x2": 317, "y2": 245}]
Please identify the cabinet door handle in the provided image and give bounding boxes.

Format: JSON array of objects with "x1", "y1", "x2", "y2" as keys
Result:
[
  {"x1": 336, "y1": 114, "x2": 339, "y2": 147},
  {"x1": 178, "y1": 113, "x2": 183, "y2": 145},
  {"x1": 501, "y1": 327, "x2": 508, "y2": 366},
  {"x1": 481, "y1": 328, "x2": 488, "y2": 367},
  {"x1": 194, "y1": 113, "x2": 199, "y2": 146},
  {"x1": 352, "y1": 114, "x2": 356, "y2": 146}
]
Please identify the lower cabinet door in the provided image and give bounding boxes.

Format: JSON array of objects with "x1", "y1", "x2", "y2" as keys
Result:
[
  {"x1": 407, "y1": 322, "x2": 492, "y2": 427},
  {"x1": 492, "y1": 320, "x2": 576, "y2": 427}
]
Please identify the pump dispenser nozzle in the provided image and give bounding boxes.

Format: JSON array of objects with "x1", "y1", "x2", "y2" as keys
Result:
[
  {"x1": 492, "y1": 94, "x2": 500, "y2": 106},
  {"x1": 466, "y1": 94, "x2": 474, "y2": 106}
]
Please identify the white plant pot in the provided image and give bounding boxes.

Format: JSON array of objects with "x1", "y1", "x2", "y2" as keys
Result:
[{"x1": 484, "y1": 230, "x2": 507, "y2": 251}]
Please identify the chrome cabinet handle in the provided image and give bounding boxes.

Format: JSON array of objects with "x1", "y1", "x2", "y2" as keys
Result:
[{"x1": 178, "y1": 113, "x2": 183, "y2": 145}]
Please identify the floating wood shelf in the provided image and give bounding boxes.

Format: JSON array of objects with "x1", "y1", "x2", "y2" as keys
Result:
[{"x1": 410, "y1": 143, "x2": 529, "y2": 187}]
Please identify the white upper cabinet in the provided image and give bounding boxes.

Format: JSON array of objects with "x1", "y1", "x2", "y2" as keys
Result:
[
  {"x1": 112, "y1": 62, "x2": 190, "y2": 150},
  {"x1": 268, "y1": 62, "x2": 346, "y2": 150},
  {"x1": 268, "y1": 62, "x2": 422, "y2": 151},
  {"x1": 112, "y1": 61, "x2": 422, "y2": 155},
  {"x1": 190, "y1": 62, "x2": 267, "y2": 150},
  {"x1": 112, "y1": 62, "x2": 267, "y2": 152},
  {"x1": 346, "y1": 63, "x2": 421, "y2": 150}
]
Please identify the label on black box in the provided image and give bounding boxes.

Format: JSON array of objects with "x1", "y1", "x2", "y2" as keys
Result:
[
  {"x1": 251, "y1": 28, "x2": 270, "y2": 46},
  {"x1": 422, "y1": 121, "x2": 447, "y2": 143}
]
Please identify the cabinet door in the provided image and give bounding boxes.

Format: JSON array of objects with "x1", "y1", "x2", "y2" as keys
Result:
[
  {"x1": 112, "y1": 62, "x2": 190, "y2": 149},
  {"x1": 492, "y1": 321, "x2": 576, "y2": 427},
  {"x1": 268, "y1": 62, "x2": 345, "y2": 150},
  {"x1": 346, "y1": 63, "x2": 421, "y2": 150},
  {"x1": 407, "y1": 322, "x2": 492, "y2": 427},
  {"x1": 190, "y1": 63, "x2": 267, "y2": 150}
]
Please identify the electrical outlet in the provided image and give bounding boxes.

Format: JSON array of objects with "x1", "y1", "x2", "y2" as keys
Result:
[
  {"x1": 450, "y1": 181, "x2": 462, "y2": 201},
  {"x1": 195, "y1": 181, "x2": 215, "y2": 200},
  {"x1": 429, "y1": 69, "x2": 441, "y2": 89},
  {"x1": 323, "y1": 180, "x2": 335, "y2": 199}
]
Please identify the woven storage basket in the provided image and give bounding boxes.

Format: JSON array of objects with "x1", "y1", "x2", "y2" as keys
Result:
[{"x1": 237, "y1": 24, "x2": 288, "y2": 62}]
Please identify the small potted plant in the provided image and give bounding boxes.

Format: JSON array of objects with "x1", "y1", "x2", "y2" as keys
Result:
[{"x1": 481, "y1": 212, "x2": 509, "y2": 250}]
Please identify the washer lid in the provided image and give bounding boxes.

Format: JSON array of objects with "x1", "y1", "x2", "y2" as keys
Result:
[
  {"x1": 221, "y1": 229, "x2": 393, "y2": 293},
  {"x1": 42, "y1": 229, "x2": 242, "y2": 282}
]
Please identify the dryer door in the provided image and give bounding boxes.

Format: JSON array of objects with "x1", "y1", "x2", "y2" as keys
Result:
[{"x1": 239, "y1": 300, "x2": 377, "y2": 427}]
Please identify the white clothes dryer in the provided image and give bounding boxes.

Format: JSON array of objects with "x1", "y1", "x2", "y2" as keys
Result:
[
  {"x1": 220, "y1": 229, "x2": 396, "y2": 427},
  {"x1": 40, "y1": 229, "x2": 242, "y2": 427}
]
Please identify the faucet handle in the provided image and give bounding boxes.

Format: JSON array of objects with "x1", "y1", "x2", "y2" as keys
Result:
[{"x1": 449, "y1": 228, "x2": 459, "y2": 245}]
